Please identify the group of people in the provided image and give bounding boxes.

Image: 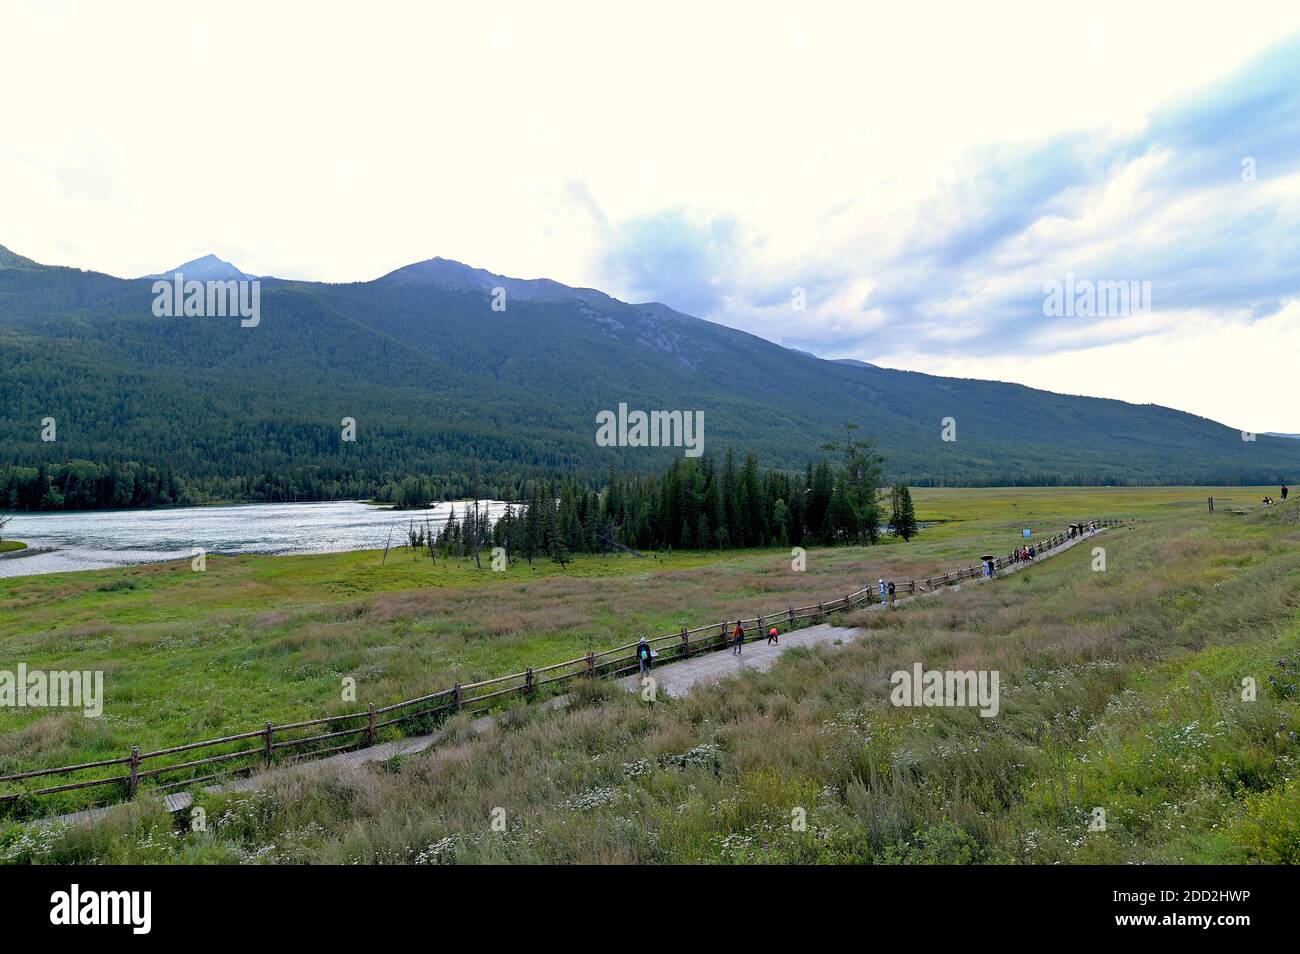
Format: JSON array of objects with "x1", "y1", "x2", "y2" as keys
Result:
[
  {"x1": 1264, "y1": 485, "x2": 1290, "y2": 507},
  {"x1": 635, "y1": 618, "x2": 784, "y2": 674},
  {"x1": 634, "y1": 513, "x2": 1129, "y2": 677},
  {"x1": 877, "y1": 578, "x2": 897, "y2": 605},
  {"x1": 728, "y1": 620, "x2": 781, "y2": 656}
]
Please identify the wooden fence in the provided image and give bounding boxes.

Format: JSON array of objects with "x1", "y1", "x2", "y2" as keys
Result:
[{"x1": 0, "y1": 517, "x2": 1131, "y2": 814}]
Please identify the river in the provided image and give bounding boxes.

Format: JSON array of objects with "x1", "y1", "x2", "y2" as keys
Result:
[{"x1": 0, "y1": 500, "x2": 512, "y2": 578}]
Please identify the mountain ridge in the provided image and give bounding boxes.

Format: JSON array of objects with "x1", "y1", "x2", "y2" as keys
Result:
[
  {"x1": 145, "y1": 253, "x2": 259, "y2": 282},
  {"x1": 1, "y1": 242, "x2": 1296, "y2": 497}
]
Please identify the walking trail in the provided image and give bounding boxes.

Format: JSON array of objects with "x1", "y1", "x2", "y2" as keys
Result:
[
  {"x1": 45, "y1": 527, "x2": 1106, "y2": 827},
  {"x1": 618, "y1": 526, "x2": 1105, "y2": 697}
]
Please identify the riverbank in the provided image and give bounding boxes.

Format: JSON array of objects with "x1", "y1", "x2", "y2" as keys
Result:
[{"x1": 0, "y1": 541, "x2": 28, "y2": 555}]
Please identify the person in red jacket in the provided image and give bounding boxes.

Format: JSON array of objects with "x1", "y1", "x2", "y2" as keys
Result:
[
  {"x1": 732, "y1": 620, "x2": 745, "y2": 655},
  {"x1": 767, "y1": 625, "x2": 779, "y2": 645}
]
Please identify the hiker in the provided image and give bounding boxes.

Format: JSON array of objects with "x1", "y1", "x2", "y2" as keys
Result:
[
  {"x1": 878, "y1": 578, "x2": 887, "y2": 604},
  {"x1": 887, "y1": 580, "x2": 896, "y2": 605},
  {"x1": 1090, "y1": 521, "x2": 1097, "y2": 535},
  {"x1": 1283, "y1": 485, "x2": 1289, "y2": 501},
  {"x1": 732, "y1": 620, "x2": 745, "y2": 655},
  {"x1": 767, "y1": 625, "x2": 779, "y2": 645},
  {"x1": 637, "y1": 637, "x2": 652, "y2": 676}
]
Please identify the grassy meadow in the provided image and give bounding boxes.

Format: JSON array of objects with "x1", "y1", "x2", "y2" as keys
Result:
[{"x1": 2, "y1": 486, "x2": 1299, "y2": 863}]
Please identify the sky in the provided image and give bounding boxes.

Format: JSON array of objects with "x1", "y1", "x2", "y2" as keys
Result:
[{"x1": 2, "y1": 1, "x2": 1299, "y2": 432}]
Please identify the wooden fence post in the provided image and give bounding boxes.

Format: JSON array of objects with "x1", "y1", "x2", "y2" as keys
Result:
[
  {"x1": 525, "y1": 667, "x2": 534, "y2": 696},
  {"x1": 127, "y1": 745, "x2": 140, "y2": 799},
  {"x1": 681, "y1": 627, "x2": 690, "y2": 658},
  {"x1": 366, "y1": 704, "x2": 376, "y2": 747},
  {"x1": 264, "y1": 722, "x2": 273, "y2": 769},
  {"x1": 586, "y1": 652, "x2": 595, "y2": 676},
  {"x1": 453, "y1": 683, "x2": 462, "y2": 712},
  {"x1": 788, "y1": 606, "x2": 795, "y2": 627}
]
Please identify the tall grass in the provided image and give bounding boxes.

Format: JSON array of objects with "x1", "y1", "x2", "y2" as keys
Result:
[{"x1": 6, "y1": 500, "x2": 1298, "y2": 863}]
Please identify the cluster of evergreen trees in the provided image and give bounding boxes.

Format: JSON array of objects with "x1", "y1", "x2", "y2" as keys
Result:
[
  {"x1": 408, "y1": 428, "x2": 907, "y2": 562},
  {"x1": 0, "y1": 461, "x2": 188, "y2": 511}
]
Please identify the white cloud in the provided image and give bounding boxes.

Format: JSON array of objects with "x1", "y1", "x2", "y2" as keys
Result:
[{"x1": 2, "y1": 0, "x2": 1298, "y2": 428}]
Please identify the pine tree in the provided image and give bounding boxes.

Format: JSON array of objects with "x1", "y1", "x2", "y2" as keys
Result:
[
  {"x1": 896, "y1": 483, "x2": 918, "y2": 541},
  {"x1": 549, "y1": 528, "x2": 571, "y2": 569},
  {"x1": 822, "y1": 423, "x2": 884, "y2": 546}
]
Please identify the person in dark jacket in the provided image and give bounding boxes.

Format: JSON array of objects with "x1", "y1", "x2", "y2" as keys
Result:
[
  {"x1": 887, "y1": 580, "x2": 896, "y2": 605},
  {"x1": 1283, "y1": 484, "x2": 1289, "y2": 501},
  {"x1": 637, "y1": 637, "x2": 652, "y2": 676}
]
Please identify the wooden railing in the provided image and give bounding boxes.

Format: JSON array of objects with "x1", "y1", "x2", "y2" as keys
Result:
[{"x1": 0, "y1": 517, "x2": 1131, "y2": 814}]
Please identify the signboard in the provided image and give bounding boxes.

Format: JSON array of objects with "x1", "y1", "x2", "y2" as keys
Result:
[{"x1": 1022, "y1": 528, "x2": 1032, "y2": 538}]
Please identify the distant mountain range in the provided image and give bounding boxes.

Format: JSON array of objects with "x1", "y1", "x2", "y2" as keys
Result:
[{"x1": 1, "y1": 244, "x2": 1297, "y2": 499}]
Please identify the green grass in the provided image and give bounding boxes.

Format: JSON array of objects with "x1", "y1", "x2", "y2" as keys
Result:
[
  {"x1": 0, "y1": 541, "x2": 26, "y2": 554},
  {"x1": 1, "y1": 486, "x2": 1296, "y2": 855}
]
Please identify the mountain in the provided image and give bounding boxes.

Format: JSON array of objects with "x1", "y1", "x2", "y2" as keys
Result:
[
  {"x1": 0, "y1": 245, "x2": 39, "y2": 269},
  {"x1": 1, "y1": 243, "x2": 1297, "y2": 504},
  {"x1": 146, "y1": 254, "x2": 257, "y2": 281}
]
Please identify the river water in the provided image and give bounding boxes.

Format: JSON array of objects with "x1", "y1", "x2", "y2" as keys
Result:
[{"x1": 0, "y1": 500, "x2": 511, "y2": 579}]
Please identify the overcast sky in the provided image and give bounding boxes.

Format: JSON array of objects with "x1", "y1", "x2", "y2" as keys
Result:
[{"x1": 3, "y1": 1, "x2": 1298, "y2": 432}]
